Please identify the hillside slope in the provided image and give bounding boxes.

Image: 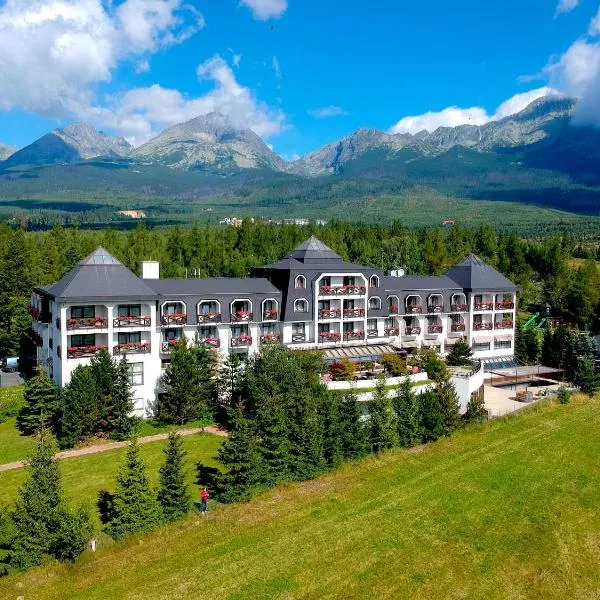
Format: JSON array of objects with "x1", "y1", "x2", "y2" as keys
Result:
[{"x1": 3, "y1": 398, "x2": 599, "y2": 600}]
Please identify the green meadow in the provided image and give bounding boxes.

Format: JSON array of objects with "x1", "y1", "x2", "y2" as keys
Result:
[{"x1": 1, "y1": 397, "x2": 599, "y2": 599}]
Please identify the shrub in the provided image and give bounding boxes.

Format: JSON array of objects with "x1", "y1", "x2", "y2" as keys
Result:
[
  {"x1": 557, "y1": 386, "x2": 572, "y2": 405},
  {"x1": 381, "y1": 353, "x2": 408, "y2": 377}
]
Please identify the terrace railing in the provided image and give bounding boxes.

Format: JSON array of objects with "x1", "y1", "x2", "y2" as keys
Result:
[
  {"x1": 113, "y1": 316, "x2": 150, "y2": 328},
  {"x1": 343, "y1": 308, "x2": 365, "y2": 318},
  {"x1": 367, "y1": 329, "x2": 379, "y2": 338},
  {"x1": 197, "y1": 312, "x2": 222, "y2": 324},
  {"x1": 161, "y1": 313, "x2": 187, "y2": 326},
  {"x1": 231, "y1": 335, "x2": 252, "y2": 347},
  {"x1": 291, "y1": 333, "x2": 306, "y2": 343},
  {"x1": 67, "y1": 345, "x2": 108, "y2": 359},
  {"x1": 384, "y1": 327, "x2": 399, "y2": 336},
  {"x1": 343, "y1": 331, "x2": 365, "y2": 341},
  {"x1": 494, "y1": 320, "x2": 514, "y2": 330},
  {"x1": 67, "y1": 317, "x2": 108, "y2": 330},
  {"x1": 451, "y1": 303, "x2": 468, "y2": 312},
  {"x1": 199, "y1": 337, "x2": 220, "y2": 348},
  {"x1": 319, "y1": 332, "x2": 341, "y2": 342},
  {"x1": 319, "y1": 285, "x2": 366, "y2": 296},
  {"x1": 474, "y1": 302, "x2": 494, "y2": 311},
  {"x1": 405, "y1": 326, "x2": 421, "y2": 335},
  {"x1": 473, "y1": 322, "x2": 493, "y2": 331},
  {"x1": 495, "y1": 301, "x2": 515, "y2": 310},
  {"x1": 113, "y1": 342, "x2": 151, "y2": 355},
  {"x1": 319, "y1": 308, "x2": 341, "y2": 319},
  {"x1": 406, "y1": 305, "x2": 423, "y2": 314}
]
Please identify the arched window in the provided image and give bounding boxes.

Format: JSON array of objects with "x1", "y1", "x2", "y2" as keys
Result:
[
  {"x1": 369, "y1": 296, "x2": 381, "y2": 310},
  {"x1": 295, "y1": 275, "x2": 306, "y2": 289},
  {"x1": 294, "y1": 299, "x2": 308, "y2": 313},
  {"x1": 370, "y1": 275, "x2": 380, "y2": 288}
]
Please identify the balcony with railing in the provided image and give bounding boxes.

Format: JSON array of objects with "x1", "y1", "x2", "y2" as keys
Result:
[
  {"x1": 343, "y1": 307, "x2": 365, "y2": 318},
  {"x1": 67, "y1": 316, "x2": 109, "y2": 330},
  {"x1": 473, "y1": 321, "x2": 493, "y2": 331},
  {"x1": 427, "y1": 323, "x2": 443, "y2": 334},
  {"x1": 405, "y1": 296, "x2": 423, "y2": 314},
  {"x1": 450, "y1": 320, "x2": 466, "y2": 333},
  {"x1": 160, "y1": 339, "x2": 180, "y2": 354},
  {"x1": 291, "y1": 333, "x2": 307, "y2": 343},
  {"x1": 113, "y1": 315, "x2": 151, "y2": 328},
  {"x1": 494, "y1": 319, "x2": 514, "y2": 330},
  {"x1": 343, "y1": 330, "x2": 365, "y2": 341},
  {"x1": 197, "y1": 311, "x2": 222, "y2": 324},
  {"x1": 451, "y1": 294, "x2": 468, "y2": 312},
  {"x1": 260, "y1": 333, "x2": 281, "y2": 344},
  {"x1": 404, "y1": 325, "x2": 421, "y2": 335},
  {"x1": 67, "y1": 345, "x2": 108, "y2": 359},
  {"x1": 319, "y1": 284, "x2": 366, "y2": 296},
  {"x1": 495, "y1": 299, "x2": 515, "y2": 310},
  {"x1": 367, "y1": 328, "x2": 379, "y2": 338},
  {"x1": 319, "y1": 308, "x2": 341, "y2": 320},
  {"x1": 319, "y1": 331, "x2": 341, "y2": 342},
  {"x1": 427, "y1": 295, "x2": 444, "y2": 314},
  {"x1": 161, "y1": 312, "x2": 187, "y2": 326},
  {"x1": 384, "y1": 327, "x2": 399, "y2": 336},
  {"x1": 113, "y1": 342, "x2": 151, "y2": 355},
  {"x1": 231, "y1": 334, "x2": 252, "y2": 348},
  {"x1": 262, "y1": 308, "x2": 278, "y2": 321},
  {"x1": 198, "y1": 337, "x2": 221, "y2": 349},
  {"x1": 473, "y1": 295, "x2": 494, "y2": 312}
]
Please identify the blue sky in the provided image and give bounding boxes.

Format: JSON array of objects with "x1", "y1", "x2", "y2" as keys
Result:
[{"x1": 1, "y1": 0, "x2": 599, "y2": 157}]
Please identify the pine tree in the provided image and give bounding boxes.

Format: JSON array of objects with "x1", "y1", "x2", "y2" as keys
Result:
[
  {"x1": 0, "y1": 509, "x2": 16, "y2": 577},
  {"x1": 446, "y1": 338, "x2": 473, "y2": 367},
  {"x1": 338, "y1": 389, "x2": 368, "y2": 460},
  {"x1": 393, "y1": 379, "x2": 422, "y2": 447},
  {"x1": 419, "y1": 391, "x2": 445, "y2": 442},
  {"x1": 157, "y1": 432, "x2": 191, "y2": 521},
  {"x1": 573, "y1": 357, "x2": 600, "y2": 396},
  {"x1": 10, "y1": 431, "x2": 92, "y2": 569},
  {"x1": 158, "y1": 341, "x2": 215, "y2": 425},
  {"x1": 215, "y1": 407, "x2": 265, "y2": 503},
  {"x1": 58, "y1": 365, "x2": 100, "y2": 448},
  {"x1": 368, "y1": 377, "x2": 399, "y2": 452},
  {"x1": 463, "y1": 391, "x2": 487, "y2": 424},
  {"x1": 16, "y1": 367, "x2": 59, "y2": 436},
  {"x1": 436, "y1": 378, "x2": 461, "y2": 436},
  {"x1": 105, "y1": 439, "x2": 160, "y2": 539},
  {"x1": 89, "y1": 349, "x2": 117, "y2": 432},
  {"x1": 216, "y1": 352, "x2": 242, "y2": 425},
  {"x1": 321, "y1": 393, "x2": 345, "y2": 468},
  {"x1": 108, "y1": 358, "x2": 136, "y2": 441}
]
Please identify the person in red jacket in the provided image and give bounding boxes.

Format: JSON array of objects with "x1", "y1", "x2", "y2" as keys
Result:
[{"x1": 200, "y1": 488, "x2": 210, "y2": 515}]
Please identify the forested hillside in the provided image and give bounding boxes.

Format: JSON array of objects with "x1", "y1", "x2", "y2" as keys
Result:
[{"x1": 1, "y1": 220, "x2": 598, "y2": 361}]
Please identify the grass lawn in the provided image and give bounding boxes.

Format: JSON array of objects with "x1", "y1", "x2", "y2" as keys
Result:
[
  {"x1": 0, "y1": 432, "x2": 224, "y2": 522},
  {"x1": 1, "y1": 397, "x2": 599, "y2": 599}
]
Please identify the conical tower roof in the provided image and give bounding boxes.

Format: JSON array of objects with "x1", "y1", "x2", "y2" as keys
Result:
[
  {"x1": 285, "y1": 236, "x2": 343, "y2": 263},
  {"x1": 43, "y1": 247, "x2": 157, "y2": 301},
  {"x1": 445, "y1": 254, "x2": 518, "y2": 291}
]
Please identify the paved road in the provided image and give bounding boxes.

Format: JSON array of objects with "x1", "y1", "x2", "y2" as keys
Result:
[{"x1": 0, "y1": 426, "x2": 227, "y2": 473}]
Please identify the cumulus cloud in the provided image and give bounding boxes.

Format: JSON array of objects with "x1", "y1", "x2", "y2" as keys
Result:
[
  {"x1": 538, "y1": 8, "x2": 600, "y2": 127},
  {"x1": 308, "y1": 105, "x2": 349, "y2": 118},
  {"x1": 101, "y1": 55, "x2": 285, "y2": 145},
  {"x1": 389, "y1": 87, "x2": 557, "y2": 134},
  {"x1": 0, "y1": 0, "x2": 202, "y2": 118},
  {"x1": 240, "y1": 0, "x2": 287, "y2": 20},
  {"x1": 555, "y1": 0, "x2": 579, "y2": 15}
]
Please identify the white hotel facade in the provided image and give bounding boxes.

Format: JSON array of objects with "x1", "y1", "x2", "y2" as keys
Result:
[{"x1": 30, "y1": 237, "x2": 517, "y2": 415}]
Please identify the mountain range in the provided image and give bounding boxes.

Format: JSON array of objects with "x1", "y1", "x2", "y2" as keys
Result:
[{"x1": 0, "y1": 95, "x2": 599, "y2": 217}]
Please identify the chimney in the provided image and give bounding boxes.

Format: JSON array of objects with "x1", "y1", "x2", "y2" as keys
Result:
[
  {"x1": 389, "y1": 268, "x2": 406, "y2": 277},
  {"x1": 141, "y1": 261, "x2": 159, "y2": 279}
]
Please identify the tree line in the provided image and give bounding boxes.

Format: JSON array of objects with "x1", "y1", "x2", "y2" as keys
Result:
[{"x1": 0, "y1": 220, "x2": 599, "y2": 361}]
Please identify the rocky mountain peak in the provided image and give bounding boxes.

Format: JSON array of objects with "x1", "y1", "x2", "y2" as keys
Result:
[{"x1": 0, "y1": 143, "x2": 16, "y2": 161}]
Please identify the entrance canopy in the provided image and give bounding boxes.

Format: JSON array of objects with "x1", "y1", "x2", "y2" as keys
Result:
[{"x1": 322, "y1": 344, "x2": 403, "y2": 362}]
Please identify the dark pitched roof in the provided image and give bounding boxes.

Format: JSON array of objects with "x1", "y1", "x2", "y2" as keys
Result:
[
  {"x1": 40, "y1": 248, "x2": 158, "y2": 301},
  {"x1": 445, "y1": 255, "x2": 518, "y2": 291},
  {"x1": 144, "y1": 277, "x2": 280, "y2": 296},
  {"x1": 285, "y1": 236, "x2": 343, "y2": 263},
  {"x1": 384, "y1": 275, "x2": 462, "y2": 292}
]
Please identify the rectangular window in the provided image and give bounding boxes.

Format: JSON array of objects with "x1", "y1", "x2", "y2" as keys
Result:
[
  {"x1": 118, "y1": 332, "x2": 141, "y2": 345},
  {"x1": 199, "y1": 326, "x2": 217, "y2": 338},
  {"x1": 367, "y1": 319, "x2": 377, "y2": 330},
  {"x1": 472, "y1": 342, "x2": 491, "y2": 352},
  {"x1": 118, "y1": 304, "x2": 141, "y2": 317},
  {"x1": 494, "y1": 340, "x2": 512, "y2": 350},
  {"x1": 70, "y1": 334, "x2": 96, "y2": 347},
  {"x1": 343, "y1": 276, "x2": 355, "y2": 286},
  {"x1": 318, "y1": 300, "x2": 330, "y2": 311},
  {"x1": 318, "y1": 324, "x2": 330, "y2": 334},
  {"x1": 71, "y1": 306, "x2": 95, "y2": 319},
  {"x1": 164, "y1": 328, "x2": 179, "y2": 341},
  {"x1": 232, "y1": 325, "x2": 249, "y2": 337},
  {"x1": 292, "y1": 322, "x2": 305, "y2": 335},
  {"x1": 127, "y1": 362, "x2": 144, "y2": 386},
  {"x1": 321, "y1": 277, "x2": 331, "y2": 287},
  {"x1": 161, "y1": 359, "x2": 171, "y2": 369}
]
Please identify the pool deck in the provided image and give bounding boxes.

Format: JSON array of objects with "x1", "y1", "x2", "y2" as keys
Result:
[{"x1": 483, "y1": 382, "x2": 560, "y2": 418}]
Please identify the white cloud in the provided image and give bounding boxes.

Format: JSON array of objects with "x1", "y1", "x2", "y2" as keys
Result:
[
  {"x1": 555, "y1": 0, "x2": 579, "y2": 15},
  {"x1": 272, "y1": 55, "x2": 282, "y2": 80},
  {"x1": 101, "y1": 55, "x2": 285, "y2": 145},
  {"x1": 0, "y1": 0, "x2": 202, "y2": 118},
  {"x1": 389, "y1": 87, "x2": 557, "y2": 134},
  {"x1": 135, "y1": 59, "x2": 150, "y2": 73},
  {"x1": 240, "y1": 0, "x2": 287, "y2": 20},
  {"x1": 308, "y1": 105, "x2": 349, "y2": 118},
  {"x1": 589, "y1": 7, "x2": 600, "y2": 35}
]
